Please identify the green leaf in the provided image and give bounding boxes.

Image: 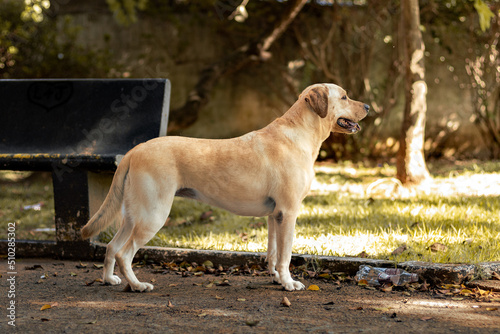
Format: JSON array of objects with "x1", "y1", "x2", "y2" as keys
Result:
[{"x1": 474, "y1": 0, "x2": 495, "y2": 32}]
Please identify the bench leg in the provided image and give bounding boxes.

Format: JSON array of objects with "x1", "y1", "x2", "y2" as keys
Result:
[{"x1": 52, "y1": 169, "x2": 92, "y2": 258}]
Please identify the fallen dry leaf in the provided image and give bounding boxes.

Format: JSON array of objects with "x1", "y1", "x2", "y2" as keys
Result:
[
  {"x1": 391, "y1": 244, "x2": 407, "y2": 256},
  {"x1": 357, "y1": 279, "x2": 368, "y2": 287},
  {"x1": 237, "y1": 298, "x2": 246, "y2": 302},
  {"x1": 200, "y1": 211, "x2": 213, "y2": 221},
  {"x1": 76, "y1": 262, "x2": 87, "y2": 269},
  {"x1": 349, "y1": 306, "x2": 363, "y2": 310},
  {"x1": 380, "y1": 284, "x2": 393, "y2": 292},
  {"x1": 40, "y1": 304, "x2": 52, "y2": 311},
  {"x1": 477, "y1": 287, "x2": 490, "y2": 296},
  {"x1": 437, "y1": 289, "x2": 450, "y2": 294},
  {"x1": 25, "y1": 264, "x2": 43, "y2": 270},
  {"x1": 194, "y1": 266, "x2": 205, "y2": 272},
  {"x1": 420, "y1": 280, "x2": 430, "y2": 292},
  {"x1": 245, "y1": 320, "x2": 260, "y2": 327},
  {"x1": 430, "y1": 243, "x2": 448, "y2": 253},
  {"x1": 167, "y1": 300, "x2": 174, "y2": 308},
  {"x1": 460, "y1": 289, "x2": 473, "y2": 296},
  {"x1": 373, "y1": 307, "x2": 391, "y2": 312},
  {"x1": 486, "y1": 307, "x2": 498, "y2": 311},
  {"x1": 307, "y1": 284, "x2": 320, "y2": 291},
  {"x1": 281, "y1": 296, "x2": 291, "y2": 307},
  {"x1": 202, "y1": 260, "x2": 214, "y2": 268},
  {"x1": 441, "y1": 284, "x2": 462, "y2": 289},
  {"x1": 216, "y1": 280, "x2": 231, "y2": 286},
  {"x1": 492, "y1": 272, "x2": 500, "y2": 281},
  {"x1": 215, "y1": 295, "x2": 224, "y2": 300},
  {"x1": 357, "y1": 251, "x2": 369, "y2": 258}
]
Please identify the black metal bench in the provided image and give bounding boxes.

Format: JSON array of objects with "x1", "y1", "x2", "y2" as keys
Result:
[{"x1": 0, "y1": 79, "x2": 170, "y2": 258}]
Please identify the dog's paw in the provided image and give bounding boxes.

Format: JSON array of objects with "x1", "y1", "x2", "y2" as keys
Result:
[
  {"x1": 130, "y1": 282, "x2": 154, "y2": 292},
  {"x1": 271, "y1": 272, "x2": 281, "y2": 285},
  {"x1": 282, "y1": 280, "x2": 305, "y2": 291},
  {"x1": 104, "y1": 275, "x2": 122, "y2": 285}
]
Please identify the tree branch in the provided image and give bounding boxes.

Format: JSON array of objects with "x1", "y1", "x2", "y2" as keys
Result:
[{"x1": 168, "y1": 0, "x2": 308, "y2": 133}]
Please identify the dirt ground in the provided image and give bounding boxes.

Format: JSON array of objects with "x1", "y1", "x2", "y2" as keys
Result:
[{"x1": 2, "y1": 258, "x2": 500, "y2": 333}]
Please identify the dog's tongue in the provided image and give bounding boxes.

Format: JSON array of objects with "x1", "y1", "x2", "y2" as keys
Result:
[{"x1": 337, "y1": 118, "x2": 360, "y2": 132}]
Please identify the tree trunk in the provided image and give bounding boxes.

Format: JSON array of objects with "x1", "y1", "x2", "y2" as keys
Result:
[
  {"x1": 396, "y1": 0, "x2": 430, "y2": 184},
  {"x1": 167, "y1": 0, "x2": 308, "y2": 133}
]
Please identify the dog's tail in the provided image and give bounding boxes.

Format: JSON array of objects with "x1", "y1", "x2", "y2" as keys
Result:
[{"x1": 80, "y1": 154, "x2": 131, "y2": 240}]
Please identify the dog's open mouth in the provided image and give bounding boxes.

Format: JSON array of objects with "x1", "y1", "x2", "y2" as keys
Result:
[{"x1": 337, "y1": 118, "x2": 361, "y2": 133}]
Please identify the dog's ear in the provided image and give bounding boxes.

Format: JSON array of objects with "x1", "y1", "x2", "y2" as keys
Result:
[{"x1": 304, "y1": 86, "x2": 329, "y2": 118}]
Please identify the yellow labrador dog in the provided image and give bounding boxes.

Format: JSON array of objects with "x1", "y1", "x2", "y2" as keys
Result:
[{"x1": 81, "y1": 83, "x2": 369, "y2": 292}]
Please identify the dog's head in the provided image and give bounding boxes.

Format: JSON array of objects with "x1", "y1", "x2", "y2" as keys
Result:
[{"x1": 302, "y1": 83, "x2": 369, "y2": 134}]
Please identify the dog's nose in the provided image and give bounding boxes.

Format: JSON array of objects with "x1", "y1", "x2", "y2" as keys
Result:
[{"x1": 364, "y1": 104, "x2": 370, "y2": 113}]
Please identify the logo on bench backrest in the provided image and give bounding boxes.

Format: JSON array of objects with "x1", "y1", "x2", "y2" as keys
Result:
[{"x1": 27, "y1": 82, "x2": 73, "y2": 111}]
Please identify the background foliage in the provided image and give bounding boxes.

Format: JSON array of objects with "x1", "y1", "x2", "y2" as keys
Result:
[{"x1": 1, "y1": 0, "x2": 499, "y2": 160}]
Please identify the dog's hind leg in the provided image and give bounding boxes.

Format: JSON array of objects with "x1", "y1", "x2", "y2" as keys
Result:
[
  {"x1": 116, "y1": 188, "x2": 175, "y2": 292},
  {"x1": 102, "y1": 214, "x2": 134, "y2": 285},
  {"x1": 116, "y1": 213, "x2": 170, "y2": 291}
]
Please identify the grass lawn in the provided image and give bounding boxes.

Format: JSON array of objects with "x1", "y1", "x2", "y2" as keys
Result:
[{"x1": 1, "y1": 160, "x2": 499, "y2": 264}]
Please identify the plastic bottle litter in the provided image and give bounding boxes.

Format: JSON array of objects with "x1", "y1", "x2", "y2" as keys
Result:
[{"x1": 355, "y1": 265, "x2": 419, "y2": 286}]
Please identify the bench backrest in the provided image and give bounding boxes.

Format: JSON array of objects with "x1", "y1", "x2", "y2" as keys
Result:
[{"x1": 0, "y1": 79, "x2": 170, "y2": 156}]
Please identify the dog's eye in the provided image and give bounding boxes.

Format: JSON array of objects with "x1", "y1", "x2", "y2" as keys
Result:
[{"x1": 341, "y1": 95, "x2": 347, "y2": 100}]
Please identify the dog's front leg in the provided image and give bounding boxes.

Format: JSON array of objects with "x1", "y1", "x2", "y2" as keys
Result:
[
  {"x1": 267, "y1": 215, "x2": 279, "y2": 283},
  {"x1": 274, "y1": 211, "x2": 305, "y2": 291}
]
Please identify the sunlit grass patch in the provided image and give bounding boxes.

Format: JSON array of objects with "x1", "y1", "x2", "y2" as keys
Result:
[
  {"x1": 0, "y1": 171, "x2": 55, "y2": 240},
  {"x1": 1, "y1": 161, "x2": 499, "y2": 264},
  {"x1": 296, "y1": 192, "x2": 500, "y2": 263}
]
